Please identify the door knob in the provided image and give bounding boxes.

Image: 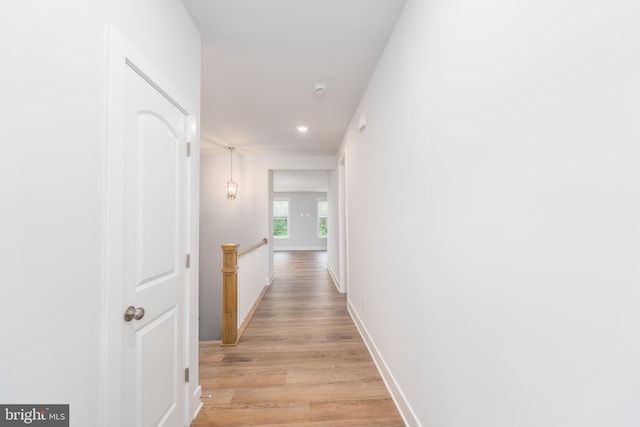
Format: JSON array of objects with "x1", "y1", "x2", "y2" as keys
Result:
[{"x1": 124, "y1": 306, "x2": 145, "y2": 322}]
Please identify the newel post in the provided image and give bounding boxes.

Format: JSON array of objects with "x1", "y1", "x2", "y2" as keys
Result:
[{"x1": 221, "y1": 243, "x2": 239, "y2": 346}]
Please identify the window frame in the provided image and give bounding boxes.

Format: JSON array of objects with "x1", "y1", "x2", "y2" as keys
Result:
[
  {"x1": 273, "y1": 198, "x2": 290, "y2": 239},
  {"x1": 317, "y1": 198, "x2": 327, "y2": 239}
]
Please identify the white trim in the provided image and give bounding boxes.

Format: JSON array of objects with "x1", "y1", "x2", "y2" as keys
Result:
[
  {"x1": 348, "y1": 300, "x2": 421, "y2": 427},
  {"x1": 327, "y1": 263, "x2": 341, "y2": 293},
  {"x1": 274, "y1": 246, "x2": 327, "y2": 251},
  {"x1": 190, "y1": 385, "x2": 203, "y2": 423},
  {"x1": 338, "y1": 156, "x2": 348, "y2": 294},
  {"x1": 103, "y1": 25, "x2": 128, "y2": 427}
]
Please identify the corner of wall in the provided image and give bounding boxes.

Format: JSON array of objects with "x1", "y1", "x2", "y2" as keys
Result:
[
  {"x1": 347, "y1": 300, "x2": 421, "y2": 427},
  {"x1": 327, "y1": 263, "x2": 341, "y2": 293}
]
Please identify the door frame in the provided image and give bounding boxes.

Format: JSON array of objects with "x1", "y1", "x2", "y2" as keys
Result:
[
  {"x1": 103, "y1": 25, "x2": 201, "y2": 427},
  {"x1": 338, "y1": 155, "x2": 349, "y2": 294}
]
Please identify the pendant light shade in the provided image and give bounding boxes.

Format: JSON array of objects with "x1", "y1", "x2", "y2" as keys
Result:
[
  {"x1": 226, "y1": 147, "x2": 238, "y2": 199},
  {"x1": 226, "y1": 180, "x2": 238, "y2": 199}
]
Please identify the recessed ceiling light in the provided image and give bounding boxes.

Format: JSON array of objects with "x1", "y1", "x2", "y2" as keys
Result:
[{"x1": 297, "y1": 126, "x2": 309, "y2": 133}]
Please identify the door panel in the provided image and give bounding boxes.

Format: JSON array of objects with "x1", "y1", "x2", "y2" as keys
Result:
[
  {"x1": 137, "y1": 114, "x2": 177, "y2": 287},
  {"x1": 122, "y1": 64, "x2": 186, "y2": 427},
  {"x1": 138, "y1": 308, "x2": 178, "y2": 427}
]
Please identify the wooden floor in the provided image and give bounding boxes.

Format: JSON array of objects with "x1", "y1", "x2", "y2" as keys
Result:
[{"x1": 192, "y1": 251, "x2": 404, "y2": 426}]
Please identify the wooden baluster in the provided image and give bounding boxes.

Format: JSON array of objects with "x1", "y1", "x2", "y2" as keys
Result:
[{"x1": 221, "y1": 243, "x2": 239, "y2": 346}]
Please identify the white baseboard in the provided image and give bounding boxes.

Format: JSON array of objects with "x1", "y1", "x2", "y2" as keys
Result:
[
  {"x1": 347, "y1": 300, "x2": 421, "y2": 427},
  {"x1": 327, "y1": 263, "x2": 342, "y2": 293},
  {"x1": 273, "y1": 246, "x2": 327, "y2": 251},
  {"x1": 266, "y1": 271, "x2": 275, "y2": 285},
  {"x1": 190, "y1": 385, "x2": 203, "y2": 424}
]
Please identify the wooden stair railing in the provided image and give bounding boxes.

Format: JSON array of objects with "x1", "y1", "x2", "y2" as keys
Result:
[{"x1": 221, "y1": 238, "x2": 268, "y2": 346}]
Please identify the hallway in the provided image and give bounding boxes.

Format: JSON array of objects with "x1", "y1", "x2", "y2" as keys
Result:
[{"x1": 193, "y1": 251, "x2": 404, "y2": 426}]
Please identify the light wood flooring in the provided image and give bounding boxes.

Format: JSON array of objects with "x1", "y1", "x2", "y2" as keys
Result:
[{"x1": 192, "y1": 250, "x2": 405, "y2": 426}]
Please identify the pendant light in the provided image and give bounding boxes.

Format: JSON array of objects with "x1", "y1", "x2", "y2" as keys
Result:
[{"x1": 226, "y1": 147, "x2": 238, "y2": 199}]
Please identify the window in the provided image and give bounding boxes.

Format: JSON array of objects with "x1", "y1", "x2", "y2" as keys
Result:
[
  {"x1": 273, "y1": 199, "x2": 289, "y2": 238},
  {"x1": 318, "y1": 199, "x2": 327, "y2": 238}
]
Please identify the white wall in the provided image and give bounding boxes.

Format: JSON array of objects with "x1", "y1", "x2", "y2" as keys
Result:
[
  {"x1": 199, "y1": 152, "x2": 334, "y2": 340},
  {"x1": 200, "y1": 152, "x2": 266, "y2": 341},
  {"x1": 342, "y1": 0, "x2": 640, "y2": 425},
  {"x1": 0, "y1": 1, "x2": 200, "y2": 425},
  {"x1": 273, "y1": 192, "x2": 327, "y2": 251}
]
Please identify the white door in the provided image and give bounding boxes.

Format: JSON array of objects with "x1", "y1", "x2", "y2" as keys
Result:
[{"x1": 121, "y1": 64, "x2": 188, "y2": 427}]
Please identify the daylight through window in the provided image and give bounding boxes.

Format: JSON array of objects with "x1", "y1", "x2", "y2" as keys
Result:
[
  {"x1": 273, "y1": 199, "x2": 289, "y2": 238},
  {"x1": 318, "y1": 199, "x2": 327, "y2": 238}
]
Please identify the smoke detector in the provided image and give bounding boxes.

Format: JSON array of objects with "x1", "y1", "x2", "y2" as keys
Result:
[{"x1": 314, "y1": 83, "x2": 327, "y2": 95}]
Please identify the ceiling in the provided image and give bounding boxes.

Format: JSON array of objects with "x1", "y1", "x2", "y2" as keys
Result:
[{"x1": 182, "y1": 0, "x2": 407, "y2": 156}]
